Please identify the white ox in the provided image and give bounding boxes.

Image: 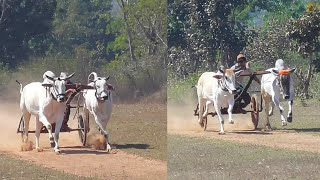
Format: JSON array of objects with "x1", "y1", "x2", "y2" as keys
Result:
[
  {"x1": 196, "y1": 67, "x2": 242, "y2": 134},
  {"x1": 261, "y1": 59, "x2": 296, "y2": 129},
  {"x1": 17, "y1": 71, "x2": 74, "y2": 153},
  {"x1": 82, "y1": 72, "x2": 113, "y2": 152}
]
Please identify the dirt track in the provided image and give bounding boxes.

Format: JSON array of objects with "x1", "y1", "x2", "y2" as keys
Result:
[
  {"x1": 0, "y1": 101, "x2": 166, "y2": 179},
  {"x1": 168, "y1": 103, "x2": 320, "y2": 154}
]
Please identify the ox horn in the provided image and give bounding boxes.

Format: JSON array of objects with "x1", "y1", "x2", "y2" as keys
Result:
[
  {"x1": 45, "y1": 75, "x2": 55, "y2": 81},
  {"x1": 104, "y1": 76, "x2": 110, "y2": 81},
  {"x1": 64, "y1": 72, "x2": 75, "y2": 80},
  {"x1": 88, "y1": 72, "x2": 98, "y2": 83}
]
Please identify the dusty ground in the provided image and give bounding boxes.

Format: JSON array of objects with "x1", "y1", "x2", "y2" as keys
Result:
[
  {"x1": 168, "y1": 102, "x2": 320, "y2": 153},
  {"x1": 0, "y1": 101, "x2": 166, "y2": 180}
]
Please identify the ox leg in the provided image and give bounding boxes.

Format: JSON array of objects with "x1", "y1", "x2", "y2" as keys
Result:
[
  {"x1": 53, "y1": 118, "x2": 63, "y2": 154},
  {"x1": 272, "y1": 97, "x2": 287, "y2": 126},
  {"x1": 263, "y1": 96, "x2": 272, "y2": 130},
  {"x1": 227, "y1": 97, "x2": 234, "y2": 124},
  {"x1": 268, "y1": 102, "x2": 274, "y2": 116},
  {"x1": 287, "y1": 100, "x2": 293, "y2": 123},
  {"x1": 214, "y1": 101, "x2": 225, "y2": 134},
  {"x1": 101, "y1": 119, "x2": 111, "y2": 152},
  {"x1": 202, "y1": 101, "x2": 212, "y2": 118},
  {"x1": 35, "y1": 117, "x2": 43, "y2": 152},
  {"x1": 93, "y1": 114, "x2": 111, "y2": 152},
  {"x1": 22, "y1": 112, "x2": 31, "y2": 143},
  {"x1": 38, "y1": 113, "x2": 54, "y2": 147},
  {"x1": 198, "y1": 98, "x2": 205, "y2": 127}
]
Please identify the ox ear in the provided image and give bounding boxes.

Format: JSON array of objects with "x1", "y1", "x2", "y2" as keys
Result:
[
  {"x1": 218, "y1": 65, "x2": 225, "y2": 74},
  {"x1": 235, "y1": 70, "x2": 244, "y2": 77},
  {"x1": 45, "y1": 75, "x2": 55, "y2": 81},
  {"x1": 42, "y1": 83, "x2": 53, "y2": 88},
  {"x1": 289, "y1": 68, "x2": 296, "y2": 73},
  {"x1": 271, "y1": 69, "x2": 279, "y2": 76},
  {"x1": 213, "y1": 74, "x2": 223, "y2": 79}
]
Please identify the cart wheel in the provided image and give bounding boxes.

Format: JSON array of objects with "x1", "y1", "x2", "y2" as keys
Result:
[
  {"x1": 78, "y1": 113, "x2": 89, "y2": 146},
  {"x1": 18, "y1": 115, "x2": 25, "y2": 141},
  {"x1": 250, "y1": 94, "x2": 260, "y2": 130}
]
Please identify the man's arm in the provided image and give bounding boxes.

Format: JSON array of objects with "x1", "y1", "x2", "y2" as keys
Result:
[{"x1": 247, "y1": 68, "x2": 261, "y2": 85}]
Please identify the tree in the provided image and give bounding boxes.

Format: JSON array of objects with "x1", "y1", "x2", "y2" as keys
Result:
[
  {"x1": 168, "y1": 0, "x2": 249, "y2": 79},
  {"x1": 0, "y1": 0, "x2": 57, "y2": 68},
  {"x1": 286, "y1": 2, "x2": 320, "y2": 98},
  {"x1": 52, "y1": 0, "x2": 115, "y2": 61}
]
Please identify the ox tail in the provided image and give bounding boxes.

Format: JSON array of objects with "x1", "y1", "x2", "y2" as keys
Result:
[{"x1": 16, "y1": 80, "x2": 23, "y2": 94}]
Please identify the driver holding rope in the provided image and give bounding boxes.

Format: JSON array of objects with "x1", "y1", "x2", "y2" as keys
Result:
[{"x1": 230, "y1": 53, "x2": 260, "y2": 110}]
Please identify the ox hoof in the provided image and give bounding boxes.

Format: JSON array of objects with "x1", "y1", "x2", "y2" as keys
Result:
[
  {"x1": 281, "y1": 121, "x2": 287, "y2": 127},
  {"x1": 287, "y1": 117, "x2": 292, "y2": 123},
  {"x1": 50, "y1": 142, "x2": 55, "y2": 148},
  {"x1": 54, "y1": 149, "x2": 61, "y2": 155},
  {"x1": 229, "y1": 120, "x2": 234, "y2": 124},
  {"x1": 36, "y1": 147, "x2": 43, "y2": 152},
  {"x1": 199, "y1": 121, "x2": 204, "y2": 128},
  {"x1": 106, "y1": 144, "x2": 112, "y2": 153},
  {"x1": 265, "y1": 124, "x2": 272, "y2": 131},
  {"x1": 218, "y1": 132, "x2": 226, "y2": 135}
]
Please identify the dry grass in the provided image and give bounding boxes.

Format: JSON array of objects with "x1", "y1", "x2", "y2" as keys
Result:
[
  {"x1": 168, "y1": 99, "x2": 320, "y2": 179},
  {"x1": 168, "y1": 135, "x2": 320, "y2": 180},
  {"x1": 87, "y1": 103, "x2": 167, "y2": 161},
  {"x1": 0, "y1": 153, "x2": 96, "y2": 179}
]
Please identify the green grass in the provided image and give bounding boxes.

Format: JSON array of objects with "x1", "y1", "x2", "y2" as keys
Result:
[
  {"x1": 168, "y1": 135, "x2": 320, "y2": 180},
  {"x1": 90, "y1": 103, "x2": 167, "y2": 161},
  {"x1": 0, "y1": 153, "x2": 96, "y2": 179},
  {"x1": 258, "y1": 99, "x2": 320, "y2": 133}
]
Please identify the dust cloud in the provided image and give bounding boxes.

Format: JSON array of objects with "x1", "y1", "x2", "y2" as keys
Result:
[{"x1": 167, "y1": 93, "x2": 256, "y2": 134}]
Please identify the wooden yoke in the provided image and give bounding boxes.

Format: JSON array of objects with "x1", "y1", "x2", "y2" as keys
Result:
[{"x1": 65, "y1": 83, "x2": 94, "y2": 105}]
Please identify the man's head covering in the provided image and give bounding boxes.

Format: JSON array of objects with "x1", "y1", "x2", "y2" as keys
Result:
[{"x1": 237, "y1": 53, "x2": 247, "y2": 62}]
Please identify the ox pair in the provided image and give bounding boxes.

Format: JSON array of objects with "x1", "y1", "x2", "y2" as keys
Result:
[{"x1": 17, "y1": 71, "x2": 114, "y2": 154}]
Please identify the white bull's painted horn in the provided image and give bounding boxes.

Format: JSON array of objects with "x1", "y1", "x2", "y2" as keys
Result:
[
  {"x1": 45, "y1": 74, "x2": 55, "y2": 81},
  {"x1": 104, "y1": 76, "x2": 110, "y2": 81},
  {"x1": 64, "y1": 72, "x2": 75, "y2": 80}
]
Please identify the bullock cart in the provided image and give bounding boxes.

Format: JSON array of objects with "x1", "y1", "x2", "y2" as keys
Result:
[
  {"x1": 194, "y1": 70, "x2": 270, "y2": 131},
  {"x1": 17, "y1": 83, "x2": 93, "y2": 147}
]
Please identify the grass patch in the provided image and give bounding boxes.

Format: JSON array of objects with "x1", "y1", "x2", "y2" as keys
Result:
[
  {"x1": 89, "y1": 103, "x2": 167, "y2": 161},
  {"x1": 168, "y1": 135, "x2": 320, "y2": 180},
  {"x1": 258, "y1": 99, "x2": 320, "y2": 133},
  {"x1": 168, "y1": 73, "x2": 199, "y2": 103},
  {"x1": 0, "y1": 153, "x2": 95, "y2": 179}
]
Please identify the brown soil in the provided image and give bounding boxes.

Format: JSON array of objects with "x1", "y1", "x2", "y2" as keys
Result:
[
  {"x1": 0, "y1": 101, "x2": 166, "y2": 180},
  {"x1": 168, "y1": 103, "x2": 320, "y2": 154}
]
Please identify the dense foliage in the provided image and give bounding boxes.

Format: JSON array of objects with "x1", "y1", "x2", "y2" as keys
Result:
[
  {"x1": 168, "y1": 0, "x2": 320, "y2": 99},
  {"x1": 0, "y1": 0, "x2": 167, "y2": 102}
]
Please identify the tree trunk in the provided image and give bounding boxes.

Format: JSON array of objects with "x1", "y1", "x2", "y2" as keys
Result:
[
  {"x1": 303, "y1": 55, "x2": 313, "y2": 99},
  {"x1": 120, "y1": 0, "x2": 136, "y2": 63}
]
